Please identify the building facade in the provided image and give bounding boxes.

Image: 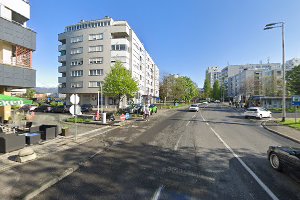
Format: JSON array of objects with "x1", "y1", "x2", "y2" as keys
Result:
[
  {"x1": 0, "y1": 0, "x2": 36, "y2": 121},
  {"x1": 226, "y1": 63, "x2": 281, "y2": 101},
  {"x1": 206, "y1": 66, "x2": 221, "y2": 88},
  {"x1": 58, "y1": 17, "x2": 159, "y2": 108}
]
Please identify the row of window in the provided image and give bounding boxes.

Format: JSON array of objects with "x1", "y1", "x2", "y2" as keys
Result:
[
  {"x1": 70, "y1": 81, "x2": 103, "y2": 88},
  {"x1": 70, "y1": 57, "x2": 103, "y2": 66},
  {"x1": 70, "y1": 34, "x2": 103, "y2": 43},
  {"x1": 70, "y1": 46, "x2": 103, "y2": 55},
  {"x1": 65, "y1": 21, "x2": 110, "y2": 32},
  {"x1": 71, "y1": 69, "x2": 103, "y2": 77}
]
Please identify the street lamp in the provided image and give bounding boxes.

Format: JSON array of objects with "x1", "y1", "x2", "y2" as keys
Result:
[{"x1": 264, "y1": 22, "x2": 286, "y2": 122}]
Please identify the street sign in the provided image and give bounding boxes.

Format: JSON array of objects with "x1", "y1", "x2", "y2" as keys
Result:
[
  {"x1": 120, "y1": 114, "x2": 126, "y2": 121},
  {"x1": 292, "y1": 96, "x2": 300, "y2": 106},
  {"x1": 70, "y1": 94, "x2": 80, "y2": 105},
  {"x1": 70, "y1": 105, "x2": 82, "y2": 116}
]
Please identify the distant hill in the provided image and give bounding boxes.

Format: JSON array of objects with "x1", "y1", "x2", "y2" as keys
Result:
[{"x1": 35, "y1": 87, "x2": 58, "y2": 94}]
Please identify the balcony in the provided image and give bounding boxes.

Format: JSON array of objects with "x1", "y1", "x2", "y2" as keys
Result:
[
  {"x1": 0, "y1": 17, "x2": 36, "y2": 50},
  {"x1": 58, "y1": 77, "x2": 66, "y2": 83},
  {"x1": 58, "y1": 65, "x2": 66, "y2": 73},
  {"x1": 58, "y1": 55, "x2": 66, "y2": 62},
  {"x1": 0, "y1": 63, "x2": 36, "y2": 88},
  {"x1": 111, "y1": 25, "x2": 130, "y2": 38},
  {"x1": 58, "y1": 44, "x2": 66, "y2": 51}
]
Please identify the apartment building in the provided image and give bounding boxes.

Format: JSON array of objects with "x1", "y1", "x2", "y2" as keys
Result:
[
  {"x1": 0, "y1": 0, "x2": 36, "y2": 121},
  {"x1": 206, "y1": 66, "x2": 221, "y2": 88},
  {"x1": 58, "y1": 17, "x2": 159, "y2": 107}
]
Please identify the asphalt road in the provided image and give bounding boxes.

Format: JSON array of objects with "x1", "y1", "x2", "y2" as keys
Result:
[{"x1": 33, "y1": 104, "x2": 300, "y2": 200}]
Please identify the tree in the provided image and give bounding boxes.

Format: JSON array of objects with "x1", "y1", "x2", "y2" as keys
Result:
[
  {"x1": 24, "y1": 88, "x2": 36, "y2": 99},
  {"x1": 181, "y1": 76, "x2": 198, "y2": 103},
  {"x1": 286, "y1": 65, "x2": 300, "y2": 95},
  {"x1": 103, "y1": 61, "x2": 139, "y2": 108},
  {"x1": 212, "y1": 80, "x2": 221, "y2": 100},
  {"x1": 203, "y1": 76, "x2": 212, "y2": 99}
]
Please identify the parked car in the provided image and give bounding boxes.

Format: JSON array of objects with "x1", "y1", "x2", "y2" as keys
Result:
[
  {"x1": 189, "y1": 104, "x2": 199, "y2": 112},
  {"x1": 50, "y1": 106, "x2": 69, "y2": 113},
  {"x1": 149, "y1": 104, "x2": 158, "y2": 114},
  {"x1": 214, "y1": 100, "x2": 220, "y2": 103},
  {"x1": 34, "y1": 104, "x2": 52, "y2": 112},
  {"x1": 267, "y1": 146, "x2": 300, "y2": 172},
  {"x1": 19, "y1": 104, "x2": 38, "y2": 112},
  {"x1": 244, "y1": 107, "x2": 272, "y2": 119},
  {"x1": 81, "y1": 104, "x2": 93, "y2": 112}
]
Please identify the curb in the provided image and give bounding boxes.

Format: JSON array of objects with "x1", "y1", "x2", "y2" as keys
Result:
[{"x1": 261, "y1": 120, "x2": 300, "y2": 144}]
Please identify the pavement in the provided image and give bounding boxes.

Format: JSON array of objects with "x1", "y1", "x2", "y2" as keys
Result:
[{"x1": 262, "y1": 120, "x2": 300, "y2": 144}]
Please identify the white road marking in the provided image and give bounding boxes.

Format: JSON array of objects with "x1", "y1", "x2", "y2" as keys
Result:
[
  {"x1": 206, "y1": 122, "x2": 209, "y2": 126},
  {"x1": 199, "y1": 111, "x2": 279, "y2": 200},
  {"x1": 186, "y1": 121, "x2": 191, "y2": 126},
  {"x1": 151, "y1": 185, "x2": 164, "y2": 200},
  {"x1": 192, "y1": 114, "x2": 196, "y2": 118},
  {"x1": 174, "y1": 134, "x2": 183, "y2": 151}
]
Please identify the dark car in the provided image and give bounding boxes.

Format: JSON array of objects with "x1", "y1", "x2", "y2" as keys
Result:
[
  {"x1": 34, "y1": 104, "x2": 52, "y2": 112},
  {"x1": 50, "y1": 106, "x2": 69, "y2": 113},
  {"x1": 81, "y1": 104, "x2": 93, "y2": 112},
  {"x1": 149, "y1": 104, "x2": 158, "y2": 114},
  {"x1": 267, "y1": 146, "x2": 300, "y2": 172}
]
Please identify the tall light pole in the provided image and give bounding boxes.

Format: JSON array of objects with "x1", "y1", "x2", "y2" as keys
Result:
[{"x1": 264, "y1": 22, "x2": 286, "y2": 122}]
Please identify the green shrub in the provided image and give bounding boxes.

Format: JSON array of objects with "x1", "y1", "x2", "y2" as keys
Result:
[{"x1": 66, "y1": 117, "x2": 92, "y2": 123}]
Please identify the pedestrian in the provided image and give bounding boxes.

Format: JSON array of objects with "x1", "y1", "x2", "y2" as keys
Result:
[{"x1": 143, "y1": 105, "x2": 150, "y2": 121}]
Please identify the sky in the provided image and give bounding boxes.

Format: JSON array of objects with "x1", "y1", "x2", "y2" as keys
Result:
[{"x1": 29, "y1": 0, "x2": 300, "y2": 88}]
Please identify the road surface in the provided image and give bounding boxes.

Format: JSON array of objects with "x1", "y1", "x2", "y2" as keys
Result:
[{"x1": 33, "y1": 104, "x2": 300, "y2": 200}]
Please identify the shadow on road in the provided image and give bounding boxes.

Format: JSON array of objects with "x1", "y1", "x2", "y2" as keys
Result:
[{"x1": 30, "y1": 142, "x2": 300, "y2": 200}]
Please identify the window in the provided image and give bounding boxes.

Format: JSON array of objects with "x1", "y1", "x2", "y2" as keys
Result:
[
  {"x1": 89, "y1": 45, "x2": 103, "y2": 52},
  {"x1": 70, "y1": 47, "x2": 83, "y2": 55},
  {"x1": 88, "y1": 81, "x2": 101, "y2": 88},
  {"x1": 89, "y1": 57, "x2": 103, "y2": 64},
  {"x1": 111, "y1": 44, "x2": 127, "y2": 51},
  {"x1": 70, "y1": 36, "x2": 83, "y2": 43},
  {"x1": 70, "y1": 59, "x2": 83, "y2": 66},
  {"x1": 71, "y1": 70, "x2": 83, "y2": 77},
  {"x1": 70, "y1": 82, "x2": 83, "y2": 88},
  {"x1": 89, "y1": 33, "x2": 103, "y2": 41},
  {"x1": 89, "y1": 69, "x2": 103, "y2": 76}
]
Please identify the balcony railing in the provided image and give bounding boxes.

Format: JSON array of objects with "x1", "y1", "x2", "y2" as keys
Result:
[
  {"x1": 0, "y1": 57, "x2": 32, "y2": 68},
  {"x1": 22, "y1": 0, "x2": 30, "y2": 3}
]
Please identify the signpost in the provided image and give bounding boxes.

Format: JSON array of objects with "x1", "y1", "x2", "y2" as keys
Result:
[
  {"x1": 70, "y1": 94, "x2": 80, "y2": 141},
  {"x1": 292, "y1": 96, "x2": 300, "y2": 123}
]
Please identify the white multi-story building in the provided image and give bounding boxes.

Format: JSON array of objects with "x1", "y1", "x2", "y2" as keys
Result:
[
  {"x1": 206, "y1": 66, "x2": 221, "y2": 88},
  {"x1": 0, "y1": 0, "x2": 36, "y2": 121},
  {"x1": 58, "y1": 17, "x2": 159, "y2": 108}
]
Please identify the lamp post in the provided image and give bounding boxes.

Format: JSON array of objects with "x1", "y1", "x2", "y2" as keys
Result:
[{"x1": 264, "y1": 22, "x2": 286, "y2": 122}]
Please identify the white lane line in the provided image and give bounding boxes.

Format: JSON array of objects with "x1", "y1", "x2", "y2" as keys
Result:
[
  {"x1": 151, "y1": 185, "x2": 164, "y2": 200},
  {"x1": 192, "y1": 114, "x2": 196, "y2": 118},
  {"x1": 199, "y1": 111, "x2": 279, "y2": 200},
  {"x1": 174, "y1": 134, "x2": 183, "y2": 151},
  {"x1": 205, "y1": 122, "x2": 209, "y2": 126},
  {"x1": 186, "y1": 121, "x2": 191, "y2": 126}
]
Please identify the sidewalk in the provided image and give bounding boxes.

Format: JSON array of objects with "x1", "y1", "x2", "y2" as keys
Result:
[
  {"x1": 0, "y1": 108, "x2": 175, "y2": 199},
  {"x1": 262, "y1": 120, "x2": 300, "y2": 144}
]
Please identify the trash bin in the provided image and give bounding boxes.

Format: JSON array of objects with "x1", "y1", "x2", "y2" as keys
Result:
[{"x1": 101, "y1": 113, "x2": 106, "y2": 124}]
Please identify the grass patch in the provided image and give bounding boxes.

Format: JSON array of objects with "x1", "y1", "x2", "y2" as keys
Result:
[
  {"x1": 269, "y1": 107, "x2": 300, "y2": 113},
  {"x1": 279, "y1": 119, "x2": 300, "y2": 130},
  {"x1": 66, "y1": 117, "x2": 92, "y2": 123}
]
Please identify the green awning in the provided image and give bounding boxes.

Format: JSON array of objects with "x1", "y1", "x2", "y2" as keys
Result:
[{"x1": 0, "y1": 95, "x2": 33, "y2": 106}]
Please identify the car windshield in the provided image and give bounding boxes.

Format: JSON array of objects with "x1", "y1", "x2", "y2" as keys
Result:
[
  {"x1": 247, "y1": 108, "x2": 257, "y2": 111},
  {"x1": 191, "y1": 105, "x2": 198, "y2": 107}
]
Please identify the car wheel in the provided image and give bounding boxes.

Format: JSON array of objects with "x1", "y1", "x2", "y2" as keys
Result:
[
  {"x1": 245, "y1": 116, "x2": 248, "y2": 119},
  {"x1": 259, "y1": 114, "x2": 262, "y2": 119},
  {"x1": 269, "y1": 114, "x2": 272, "y2": 118},
  {"x1": 269, "y1": 152, "x2": 282, "y2": 171},
  {"x1": 155, "y1": 110, "x2": 157, "y2": 113}
]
